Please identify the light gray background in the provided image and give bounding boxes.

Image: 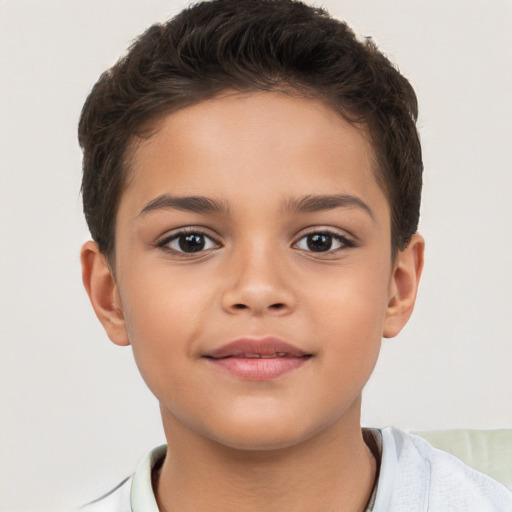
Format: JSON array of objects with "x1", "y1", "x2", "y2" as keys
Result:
[{"x1": 1, "y1": 1, "x2": 511, "y2": 511}]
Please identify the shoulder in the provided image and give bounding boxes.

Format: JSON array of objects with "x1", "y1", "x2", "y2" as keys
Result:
[
  {"x1": 80, "y1": 476, "x2": 132, "y2": 512},
  {"x1": 373, "y1": 427, "x2": 512, "y2": 512}
]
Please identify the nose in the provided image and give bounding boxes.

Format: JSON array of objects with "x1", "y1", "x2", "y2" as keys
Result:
[{"x1": 221, "y1": 243, "x2": 296, "y2": 316}]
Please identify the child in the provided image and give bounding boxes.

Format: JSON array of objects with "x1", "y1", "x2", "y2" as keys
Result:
[{"x1": 78, "y1": 0, "x2": 512, "y2": 510}]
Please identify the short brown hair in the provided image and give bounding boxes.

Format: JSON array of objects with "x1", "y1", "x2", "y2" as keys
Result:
[{"x1": 79, "y1": 0, "x2": 422, "y2": 259}]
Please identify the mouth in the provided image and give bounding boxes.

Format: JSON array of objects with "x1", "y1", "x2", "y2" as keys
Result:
[{"x1": 203, "y1": 337, "x2": 312, "y2": 380}]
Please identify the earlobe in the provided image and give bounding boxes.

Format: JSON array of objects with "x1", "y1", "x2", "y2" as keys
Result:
[
  {"x1": 383, "y1": 233, "x2": 425, "y2": 338},
  {"x1": 80, "y1": 241, "x2": 130, "y2": 346}
]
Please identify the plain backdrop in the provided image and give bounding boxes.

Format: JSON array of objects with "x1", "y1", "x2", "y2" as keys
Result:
[{"x1": 1, "y1": 1, "x2": 511, "y2": 511}]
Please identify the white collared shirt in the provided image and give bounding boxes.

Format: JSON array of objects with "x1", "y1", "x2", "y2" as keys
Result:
[{"x1": 81, "y1": 427, "x2": 512, "y2": 512}]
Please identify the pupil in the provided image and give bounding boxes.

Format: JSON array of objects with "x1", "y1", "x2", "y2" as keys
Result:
[
  {"x1": 307, "y1": 233, "x2": 332, "y2": 252},
  {"x1": 179, "y1": 233, "x2": 205, "y2": 252}
]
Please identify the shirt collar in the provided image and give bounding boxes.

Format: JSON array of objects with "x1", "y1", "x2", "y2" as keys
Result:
[
  {"x1": 131, "y1": 444, "x2": 166, "y2": 512},
  {"x1": 130, "y1": 433, "x2": 383, "y2": 512}
]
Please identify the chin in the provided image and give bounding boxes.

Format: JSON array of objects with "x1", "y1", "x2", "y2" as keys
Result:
[
  {"x1": 200, "y1": 410, "x2": 324, "y2": 452},
  {"x1": 209, "y1": 427, "x2": 312, "y2": 452}
]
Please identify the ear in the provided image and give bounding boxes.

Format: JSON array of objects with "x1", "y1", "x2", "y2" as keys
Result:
[
  {"x1": 80, "y1": 241, "x2": 130, "y2": 346},
  {"x1": 383, "y1": 233, "x2": 425, "y2": 338}
]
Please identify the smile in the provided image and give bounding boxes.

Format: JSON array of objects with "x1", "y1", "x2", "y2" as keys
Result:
[
  {"x1": 204, "y1": 337, "x2": 312, "y2": 380},
  {"x1": 235, "y1": 353, "x2": 288, "y2": 358}
]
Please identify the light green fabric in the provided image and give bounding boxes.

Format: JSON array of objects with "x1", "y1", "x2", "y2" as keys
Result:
[{"x1": 415, "y1": 429, "x2": 512, "y2": 490}]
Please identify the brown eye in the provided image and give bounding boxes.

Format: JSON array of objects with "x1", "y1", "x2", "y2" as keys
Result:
[
  {"x1": 161, "y1": 231, "x2": 219, "y2": 253},
  {"x1": 178, "y1": 233, "x2": 206, "y2": 252},
  {"x1": 305, "y1": 233, "x2": 333, "y2": 252},
  {"x1": 295, "y1": 231, "x2": 351, "y2": 253}
]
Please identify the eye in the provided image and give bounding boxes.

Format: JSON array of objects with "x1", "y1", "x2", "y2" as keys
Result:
[
  {"x1": 159, "y1": 230, "x2": 219, "y2": 254},
  {"x1": 294, "y1": 230, "x2": 352, "y2": 253}
]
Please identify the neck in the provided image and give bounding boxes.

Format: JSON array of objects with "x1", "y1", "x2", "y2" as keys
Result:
[{"x1": 155, "y1": 402, "x2": 377, "y2": 512}]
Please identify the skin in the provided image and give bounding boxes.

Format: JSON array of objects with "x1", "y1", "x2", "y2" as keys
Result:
[{"x1": 81, "y1": 91, "x2": 424, "y2": 512}]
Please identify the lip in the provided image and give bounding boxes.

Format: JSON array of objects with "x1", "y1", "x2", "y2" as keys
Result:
[{"x1": 204, "y1": 337, "x2": 312, "y2": 380}]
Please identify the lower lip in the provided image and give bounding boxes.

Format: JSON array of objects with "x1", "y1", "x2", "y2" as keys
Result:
[{"x1": 206, "y1": 356, "x2": 310, "y2": 380}]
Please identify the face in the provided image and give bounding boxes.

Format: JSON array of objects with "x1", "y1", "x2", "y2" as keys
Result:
[{"x1": 85, "y1": 92, "x2": 421, "y2": 451}]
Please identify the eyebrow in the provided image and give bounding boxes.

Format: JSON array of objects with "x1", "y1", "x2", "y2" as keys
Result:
[
  {"x1": 138, "y1": 194, "x2": 230, "y2": 217},
  {"x1": 285, "y1": 194, "x2": 374, "y2": 220},
  {"x1": 137, "y1": 193, "x2": 374, "y2": 220}
]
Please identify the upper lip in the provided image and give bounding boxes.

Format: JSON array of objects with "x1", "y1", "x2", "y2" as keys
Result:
[{"x1": 205, "y1": 337, "x2": 310, "y2": 359}]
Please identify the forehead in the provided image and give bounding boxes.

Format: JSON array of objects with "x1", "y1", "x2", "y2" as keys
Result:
[{"x1": 123, "y1": 91, "x2": 387, "y2": 219}]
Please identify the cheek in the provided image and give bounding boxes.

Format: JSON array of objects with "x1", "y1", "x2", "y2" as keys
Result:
[
  {"x1": 319, "y1": 295, "x2": 385, "y2": 365},
  {"x1": 118, "y1": 272, "x2": 210, "y2": 388},
  {"x1": 120, "y1": 262, "x2": 211, "y2": 334},
  {"x1": 313, "y1": 260, "x2": 390, "y2": 327},
  {"x1": 311, "y1": 263, "x2": 390, "y2": 372}
]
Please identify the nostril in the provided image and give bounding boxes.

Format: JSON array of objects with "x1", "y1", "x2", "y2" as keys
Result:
[{"x1": 231, "y1": 302, "x2": 285, "y2": 311}]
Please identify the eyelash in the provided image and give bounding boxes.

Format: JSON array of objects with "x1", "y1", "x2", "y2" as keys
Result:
[
  {"x1": 156, "y1": 228, "x2": 355, "y2": 256},
  {"x1": 293, "y1": 228, "x2": 355, "y2": 255},
  {"x1": 157, "y1": 228, "x2": 220, "y2": 256}
]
